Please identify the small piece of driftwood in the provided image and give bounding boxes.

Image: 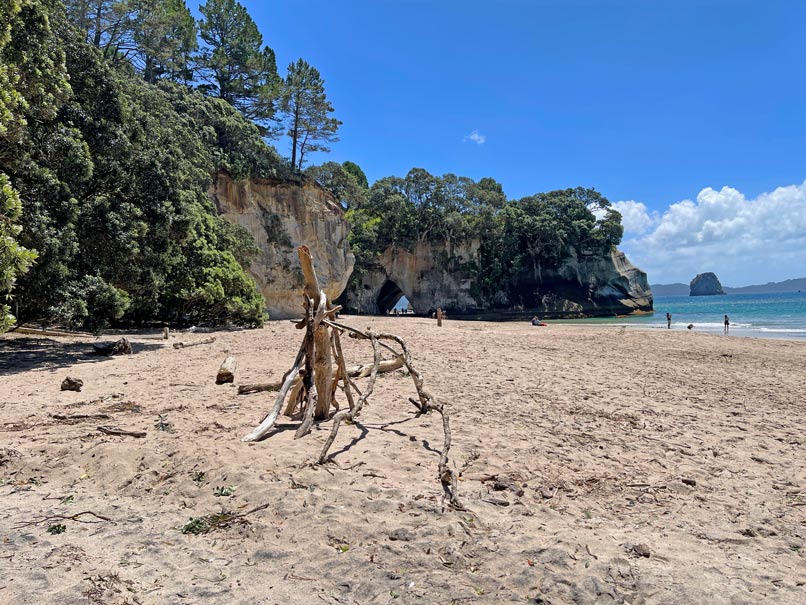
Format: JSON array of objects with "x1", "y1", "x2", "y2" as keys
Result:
[
  {"x1": 61, "y1": 376, "x2": 83, "y2": 392},
  {"x1": 52, "y1": 413, "x2": 110, "y2": 422},
  {"x1": 10, "y1": 326, "x2": 88, "y2": 338},
  {"x1": 173, "y1": 336, "x2": 216, "y2": 349},
  {"x1": 92, "y1": 338, "x2": 132, "y2": 356},
  {"x1": 97, "y1": 426, "x2": 146, "y2": 438},
  {"x1": 216, "y1": 356, "x2": 237, "y2": 384},
  {"x1": 345, "y1": 356, "x2": 404, "y2": 378},
  {"x1": 238, "y1": 381, "x2": 281, "y2": 395}
]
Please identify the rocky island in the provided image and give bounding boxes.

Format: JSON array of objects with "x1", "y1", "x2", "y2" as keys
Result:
[{"x1": 690, "y1": 272, "x2": 727, "y2": 296}]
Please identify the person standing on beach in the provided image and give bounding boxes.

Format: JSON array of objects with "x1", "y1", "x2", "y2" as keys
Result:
[
  {"x1": 724, "y1": 314, "x2": 730, "y2": 334},
  {"x1": 666, "y1": 312, "x2": 672, "y2": 329}
]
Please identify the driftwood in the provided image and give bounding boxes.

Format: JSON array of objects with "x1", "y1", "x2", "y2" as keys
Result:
[
  {"x1": 242, "y1": 245, "x2": 462, "y2": 510},
  {"x1": 238, "y1": 381, "x2": 281, "y2": 395},
  {"x1": 52, "y1": 413, "x2": 110, "y2": 422},
  {"x1": 173, "y1": 336, "x2": 216, "y2": 349},
  {"x1": 9, "y1": 326, "x2": 89, "y2": 338},
  {"x1": 61, "y1": 376, "x2": 83, "y2": 392},
  {"x1": 345, "y1": 355, "x2": 404, "y2": 378},
  {"x1": 13, "y1": 510, "x2": 115, "y2": 529},
  {"x1": 97, "y1": 426, "x2": 146, "y2": 438},
  {"x1": 216, "y1": 356, "x2": 237, "y2": 384},
  {"x1": 237, "y1": 356, "x2": 402, "y2": 395},
  {"x1": 92, "y1": 338, "x2": 132, "y2": 356}
]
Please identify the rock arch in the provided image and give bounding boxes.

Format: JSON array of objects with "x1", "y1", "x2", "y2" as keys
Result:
[{"x1": 377, "y1": 280, "x2": 406, "y2": 314}]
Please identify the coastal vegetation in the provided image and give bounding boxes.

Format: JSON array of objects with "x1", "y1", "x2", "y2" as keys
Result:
[
  {"x1": 337, "y1": 169, "x2": 625, "y2": 308},
  {"x1": 0, "y1": 0, "x2": 340, "y2": 331}
]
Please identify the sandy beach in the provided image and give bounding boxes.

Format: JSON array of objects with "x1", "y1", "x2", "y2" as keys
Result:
[{"x1": 1, "y1": 318, "x2": 804, "y2": 604}]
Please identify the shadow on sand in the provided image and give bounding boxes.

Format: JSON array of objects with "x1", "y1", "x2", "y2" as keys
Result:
[{"x1": 0, "y1": 336, "x2": 164, "y2": 377}]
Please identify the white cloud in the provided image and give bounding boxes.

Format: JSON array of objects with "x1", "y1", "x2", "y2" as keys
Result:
[
  {"x1": 618, "y1": 181, "x2": 806, "y2": 286},
  {"x1": 607, "y1": 200, "x2": 657, "y2": 235},
  {"x1": 462, "y1": 130, "x2": 486, "y2": 145}
]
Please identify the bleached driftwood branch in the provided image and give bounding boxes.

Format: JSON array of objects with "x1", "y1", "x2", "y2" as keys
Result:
[{"x1": 240, "y1": 245, "x2": 462, "y2": 509}]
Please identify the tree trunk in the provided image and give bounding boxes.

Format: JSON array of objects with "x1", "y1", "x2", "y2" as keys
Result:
[{"x1": 298, "y1": 246, "x2": 332, "y2": 419}]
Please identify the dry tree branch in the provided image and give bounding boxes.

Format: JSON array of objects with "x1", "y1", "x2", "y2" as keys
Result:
[
  {"x1": 13, "y1": 510, "x2": 115, "y2": 528},
  {"x1": 317, "y1": 333, "x2": 382, "y2": 463},
  {"x1": 241, "y1": 246, "x2": 462, "y2": 509},
  {"x1": 295, "y1": 299, "x2": 318, "y2": 439},
  {"x1": 241, "y1": 335, "x2": 309, "y2": 442}
]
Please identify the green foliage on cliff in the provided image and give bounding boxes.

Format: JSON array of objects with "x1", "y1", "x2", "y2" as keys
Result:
[
  {"x1": 1, "y1": 4, "x2": 282, "y2": 330},
  {"x1": 345, "y1": 167, "x2": 624, "y2": 307}
]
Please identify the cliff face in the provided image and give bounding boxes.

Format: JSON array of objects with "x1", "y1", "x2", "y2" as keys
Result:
[
  {"x1": 210, "y1": 172, "x2": 354, "y2": 319},
  {"x1": 344, "y1": 241, "x2": 480, "y2": 315},
  {"x1": 530, "y1": 249, "x2": 654, "y2": 316},
  {"x1": 690, "y1": 272, "x2": 726, "y2": 296},
  {"x1": 344, "y1": 242, "x2": 653, "y2": 317}
]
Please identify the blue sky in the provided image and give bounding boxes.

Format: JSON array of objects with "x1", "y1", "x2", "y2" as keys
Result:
[{"x1": 232, "y1": 1, "x2": 806, "y2": 285}]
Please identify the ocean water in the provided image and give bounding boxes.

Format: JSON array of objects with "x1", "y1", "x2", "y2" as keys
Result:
[{"x1": 549, "y1": 292, "x2": 806, "y2": 340}]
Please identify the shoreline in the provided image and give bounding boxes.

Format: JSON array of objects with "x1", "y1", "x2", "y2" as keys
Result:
[{"x1": 375, "y1": 314, "x2": 806, "y2": 342}]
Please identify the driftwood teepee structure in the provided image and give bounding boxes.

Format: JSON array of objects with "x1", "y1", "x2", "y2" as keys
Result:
[{"x1": 242, "y1": 246, "x2": 461, "y2": 509}]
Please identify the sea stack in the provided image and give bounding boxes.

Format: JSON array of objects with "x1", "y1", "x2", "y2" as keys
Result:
[{"x1": 690, "y1": 272, "x2": 726, "y2": 296}]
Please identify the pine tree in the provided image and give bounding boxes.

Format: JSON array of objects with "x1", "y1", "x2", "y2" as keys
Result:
[
  {"x1": 280, "y1": 59, "x2": 341, "y2": 171},
  {"x1": 196, "y1": 0, "x2": 279, "y2": 126}
]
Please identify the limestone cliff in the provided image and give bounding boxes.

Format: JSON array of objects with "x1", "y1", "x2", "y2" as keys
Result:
[
  {"x1": 343, "y1": 241, "x2": 653, "y2": 318},
  {"x1": 343, "y1": 241, "x2": 480, "y2": 315},
  {"x1": 210, "y1": 172, "x2": 354, "y2": 319},
  {"x1": 690, "y1": 272, "x2": 726, "y2": 296}
]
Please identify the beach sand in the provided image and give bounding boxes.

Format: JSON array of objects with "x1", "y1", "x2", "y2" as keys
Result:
[{"x1": 1, "y1": 318, "x2": 804, "y2": 604}]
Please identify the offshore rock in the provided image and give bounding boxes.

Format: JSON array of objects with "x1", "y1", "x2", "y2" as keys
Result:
[
  {"x1": 690, "y1": 272, "x2": 726, "y2": 296},
  {"x1": 211, "y1": 172, "x2": 354, "y2": 319},
  {"x1": 343, "y1": 242, "x2": 653, "y2": 318}
]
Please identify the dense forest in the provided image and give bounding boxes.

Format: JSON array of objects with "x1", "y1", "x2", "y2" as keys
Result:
[
  {"x1": 0, "y1": 0, "x2": 339, "y2": 331},
  {"x1": 1, "y1": 0, "x2": 625, "y2": 332}
]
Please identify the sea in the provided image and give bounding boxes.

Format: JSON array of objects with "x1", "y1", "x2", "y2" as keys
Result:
[{"x1": 549, "y1": 292, "x2": 806, "y2": 340}]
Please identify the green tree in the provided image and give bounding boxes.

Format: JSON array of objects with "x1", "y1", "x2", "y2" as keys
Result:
[
  {"x1": 0, "y1": 175, "x2": 37, "y2": 331},
  {"x1": 129, "y1": 0, "x2": 197, "y2": 83},
  {"x1": 0, "y1": 0, "x2": 70, "y2": 331},
  {"x1": 280, "y1": 58, "x2": 341, "y2": 171},
  {"x1": 305, "y1": 161, "x2": 366, "y2": 209},
  {"x1": 7, "y1": 19, "x2": 275, "y2": 330},
  {"x1": 63, "y1": 0, "x2": 128, "y2": 58},
  {"x1": 342, "y1": 160, "x2": 368, "y2": 189},
  {"x1": 64, "y1": 0, "x2": 196, "y2": 82},
  {"x1": 196, "y1": 0, "x2": 279, "y2": 126}
]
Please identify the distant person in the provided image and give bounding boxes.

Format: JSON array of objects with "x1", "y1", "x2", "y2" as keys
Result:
[
  {"x1": 724, "y1": 314, "x2": 730, "y2": 334},
  {"x1": 531, "y1": 315, "x2": 540, "y2": 326},
  {"x1": 666, "y1": 312, "x2": 672, "y2": 329}
]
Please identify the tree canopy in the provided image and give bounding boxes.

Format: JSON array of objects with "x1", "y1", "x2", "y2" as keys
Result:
[
  {"x1": 343, "y1": 168, "x2": 624, "y2": 308},
  {"x1": 280, "y1": 59, "x2": 341, "y2": 171},
  {"x1": 196, "y1": 0, "x2": 280, "y2": 127},
  {"x1": 1, "y1": 3, "x2": 294, "y2": 332},
  {"x1": 1, "y1": 0, "x2": 71, "y2": 331}
]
